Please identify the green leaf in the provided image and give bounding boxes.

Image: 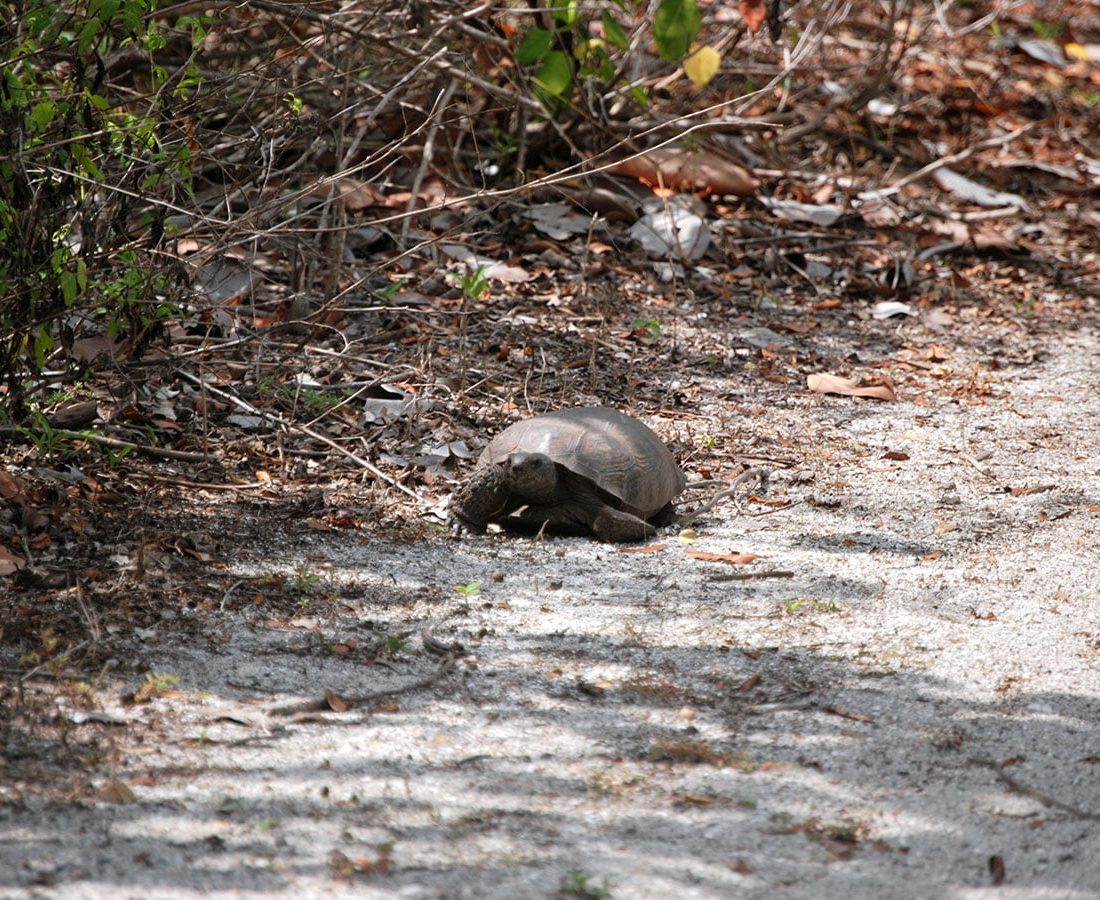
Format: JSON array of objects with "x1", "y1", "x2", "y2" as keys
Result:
[
  {"x1": 552, "y1": 0, "x2": 578, "y2": 26},
  {"x1": 534, "y1": 50, "x2": 573, "y2": 97},
  {"x1": 60, "y1": 271, "x2": 78, "y2": 304},
  {"x1": 602, "y1": 12, "x2": 631, "y2": 52},
  {"x1": 29, "y1": 101, "x2": 55, "y2": 132},
  {"x1": 629, "y1": 85, "x2": 649, "y2": 107},
  {"x1": 77, "y1": 18, "x2": 102, "y2": 54},
  {"x1": 654, "y1": 0, "x2": 701, "y2": 60},
  {"x1": 34, "y1": 330, "x2": 55, "y2": 369},
  {"x1": 516, "y1": 27, "x2": 553, "y2": 65}
]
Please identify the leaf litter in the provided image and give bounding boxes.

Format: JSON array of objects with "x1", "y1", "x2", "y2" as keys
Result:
[{"x1": 3, "y1": 1, "x2": 1100, "y2": 897}]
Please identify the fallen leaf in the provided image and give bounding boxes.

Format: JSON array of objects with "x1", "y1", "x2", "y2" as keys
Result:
[
  {"x1": 739, "y1": 0, "x2": 767, "y2": 32},
  {"x1": 0, "y1": 470, "x2": 27, "y2": 501},
  {"x1": 98, "y1": 781, "x2": 137, "y2": 804},
  {"x1": 0, "y1": 544, "x2": 26, "y2": 576},
  {"x1": 807, "y1": 373, "x2": 897, "y2": 401},
  {"x1": 683, "y1": 44, "x2": 721, "y2": 87},
  {"x1": 686, "y1": 548, "x2": 762, "y2": 564},
  {"x1": 761, "y1": 197, "x2": 843, "y2": 226},
  {"x1": 989, "y1": 855, "x2": 1006, "y2": 886},
  {"x1": 629, "y1": 195, "x2": 710, "y2": 260},
  {"x1": 523, "y1": 202, "x2": 594, "y2": 240},
  {"x1": 678, "y1": 793, "x2": 717, "y2": 806},
  {"x1": 619, "y1": 543, "x2": 668, "y2": 553},
  {"x1": 1009, "y1": 484, "x2": 1056, "y2": 496},
  {"x1": 823, "y1": 705, "x2": 872, "y2": 722},
  {"x1": 609, "y1": 146, "x2": 757, "y2": 196},
  {"x1": 871, "y1": 301, "x2": 916, "y2": 319},
  {"x1": 738, "y1": 674, "x2": 761, "y2": 691},
  {"x1": 933, "y1": 167, "x2": 1028, "y2": 210},
  {"x1": 323, "y1": 689, "x2": 351, "y2": 712}
]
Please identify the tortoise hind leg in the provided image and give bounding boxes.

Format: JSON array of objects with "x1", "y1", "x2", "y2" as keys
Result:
[
  {"x1": 590, "y1": 506, "x2": 657, "y2": 542},
  {"x1": 505, "y1": 504, "x2": 591, "y2": 537},
  {"x1": 504, "y1": 502, "x2": 654, "y2": 541}
]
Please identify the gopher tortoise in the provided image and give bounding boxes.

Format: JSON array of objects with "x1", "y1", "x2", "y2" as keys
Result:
[{"x1": 451, "y1": 406, "x2": 686, "y2": 542}]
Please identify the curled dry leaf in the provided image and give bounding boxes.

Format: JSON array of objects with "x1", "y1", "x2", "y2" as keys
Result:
[
  {"x1": 610, "y1": 146, "x2": 757, "y2": 196},
  {"x1": 686, "y1": 548, "x2": 762, "y2": 565},
  {"x1": 324, "y1": 688, "x2": 351, "y2": 712},
  {"x1": 807, "y1": 373, "x2": 897, "y2": 401}
]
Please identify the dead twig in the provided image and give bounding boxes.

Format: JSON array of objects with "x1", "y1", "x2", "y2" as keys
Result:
[
  {"x1": 266, "y1": 656, "x2": 457, "y2": 717},
  {"x1": 679, "y1": 467, "x2": 771, "y2": 524},
  {"x1": 865, "y1": 123, "x2": 1036, "y2": 200},
  {"x1": 174, "y1": 369, "x2": 426, "y2": 504},
  {"x1": 0, "y1": 427, "x2": 210, "y2": 463},
  {"x1": 973, "y1": 758, "x2": 1100, "y2": 822},
  {"x1": 707, "y1": 570, "x2": 796, "y2": 581}
]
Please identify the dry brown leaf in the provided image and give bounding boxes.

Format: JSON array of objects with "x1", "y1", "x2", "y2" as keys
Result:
[
  {"x1": 685, "y1": 548, "x2": 762, "y2": 565},
  {"x1": 619, "y1": 543, "x2": 668, "y2": 553},
  {"x1": 98, "y1": 781, "x2": 137, "y2": 804},
  {"x1": 0, "y1": 544, "x2": 25, "y2": 576},
  {"x1": 989, "y1": 855, "x2": 1006, "y2": 886},
  {"x1": 749, "y1": 495, "x2": 791, "y2": 507},
  {"x1": 807, "y1": 373, "x2": 897, "y2": 401},
  {"x1": 324, "y1": 689, "x2": 351, "y2": 712},
  {"x1": 609, "y1": 146, "x2": 757, "y2": 196},
  {"x1": 740, "y1": 0, "x2": 768, "y2": 32},
  {"x1": 822, "y1": 705, "x2": 873, "y2": 723},
  {"x1": 0, "y1": 469, "x2": 27, "y2": 501}
]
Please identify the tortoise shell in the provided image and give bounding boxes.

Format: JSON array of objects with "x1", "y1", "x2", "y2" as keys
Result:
[{"x1": 479, "y1": 406, "x2": 685, "y2": 517}]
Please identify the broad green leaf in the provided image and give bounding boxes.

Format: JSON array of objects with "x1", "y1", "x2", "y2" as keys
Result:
[
  {"x1": 602, "y1": 12, "x2": 631, "y2": 52},
  {"x1": 29, "y1": 101, "x2": 55, "y2": 131},
  {"x1": 654, "y1": 0, "x2": 701, "y2": 60},
  {"x1": 77, "y1": 18, "x2": 101, "y2": 54},
  {"x1": 516, "y1": 28, "x2": 553, "y2": 65},
  {"x1": 34, "y1": 330, "x2": 55, "y2": 369},
  {"x1": 534, "y1": 50, "x2": 573, "y2": 97},
  {"x1": 60, "y1": 271, "x2": 78, "y2": 304},
  {"x1": 683, "y1": 44, "x2": 720, "y2": 87}
]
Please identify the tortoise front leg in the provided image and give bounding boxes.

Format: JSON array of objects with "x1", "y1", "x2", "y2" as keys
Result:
[{"x1": 450, "y1": 465, "x2": 517, "y2": 532}]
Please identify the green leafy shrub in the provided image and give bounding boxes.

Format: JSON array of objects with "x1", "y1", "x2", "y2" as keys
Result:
[{"x1": 0, "y1": 1, "x2": 204, "y2": 418}]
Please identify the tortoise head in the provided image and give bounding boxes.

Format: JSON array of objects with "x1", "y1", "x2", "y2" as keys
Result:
[{"x1": 504, "y1": 451, "x2": 559, "y2": 501}]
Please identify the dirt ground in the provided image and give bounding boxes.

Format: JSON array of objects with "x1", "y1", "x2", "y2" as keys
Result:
[{"x1": 3, "y1": 313, "x2": 1100, "y2": 899}]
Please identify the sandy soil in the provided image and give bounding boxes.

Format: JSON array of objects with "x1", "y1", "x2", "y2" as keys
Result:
[{"x1": 3, "y1": 328, "x2": 1100, "y2": 900}]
